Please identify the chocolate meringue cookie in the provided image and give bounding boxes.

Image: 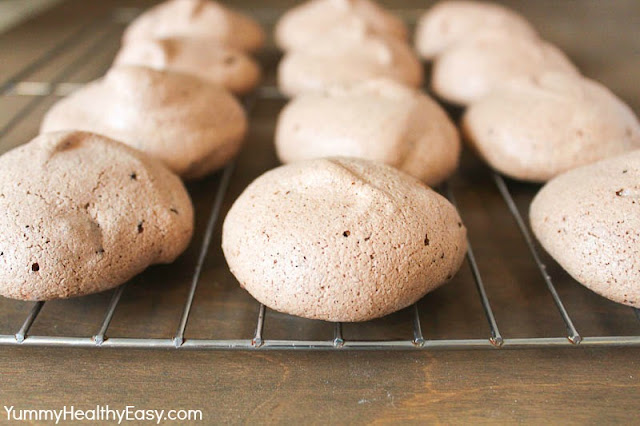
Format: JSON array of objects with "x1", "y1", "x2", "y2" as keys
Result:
[
  {"x1": 275, "y1": 0, "x2": 407, "y2": 51},
  {"x1": 114, "y1": 37, "x2": 261, "y2": 94},
  {"x1": 41, "y1": 66, "x2": 247, "y2": 180},
  {"x1": 276, "y1": 79, "x2": 460, "y2": 186},
  {"x1": 530, "y1": 150, "x2": 640, "y2": 308},
  {"x1": 0, "y1": 131, "x2": 194, "y2": 301},
  {"x1": 222, "y1": 157, "x2": 467, "y2": 322},
  {"x1": 463, "y1": 72, "x2": 640, "y2": 182},
  {"x1": 123, "y1": 0, "x2": 265, "y2": 52},
  {"x1": 415, "y1": 1, "x2": 537, "y2": 60},
  {"x1": 278, "y1": 29, "x2": 423, "y2": 97},
  {"x1": 432, "y1": 30, "x2": 578, "y2": 105}
]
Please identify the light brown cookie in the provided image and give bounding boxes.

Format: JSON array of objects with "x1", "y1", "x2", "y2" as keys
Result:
[
  {"x1": 41, "y1": 66, "x2": 247, "y2": 180},
  {"x1": 431, "y1": 30, "x2": 578, "y2": 105},
  {"x1": 462, "y1": 72, "x2": 640, "y2": 182},
  {"x1": 530, "y1": 150, "x2": 640, "y2": 308},
  {"x1": 123, "y1": 0, "x2": 265, "y2": 53},
  {"x1": 114, "y1": 37, "x2": 261, "y2": 94},
  {"x1": 275, "y1": 0, "x2": 407, "y2": 51},
  {"x1": 0, "y1": 131, "x2": 194, "y2": 301},
  {"x1": 278, "y1": 29, "x2": 423, "y2": 97},
  {"x1": 222, "y1": 157, "x2": 467, "y2": 322},
  {"x1": 275, "y1": 79, "x2": 460, "y2": 186},
  {"x1": 415, "y1": 1, "x2": 537, "y2": 60}
]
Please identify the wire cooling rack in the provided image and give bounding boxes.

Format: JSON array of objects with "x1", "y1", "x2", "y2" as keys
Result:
[{"x1": 0, "y1": 3, "x2": 639, "y2": 350}]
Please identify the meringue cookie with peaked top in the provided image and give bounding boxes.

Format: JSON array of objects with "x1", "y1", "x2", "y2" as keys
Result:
[
  {"x1": 463, "y1": 72, "x2": 640, "y2": 182},
  {"x1": 530, "y1": 150, "x2": 640, "y2": 308},
  {"x1": 114, "y1": 37, "x2": 261, "y2": 94},
  {"x1": 431, "y1": 30, "x2": 578, "y2": 105},
  {"x1": 222, "y1": 157, "x2": 467, "y2": 322},
  {"x1": 278, "y1": 28, "x2": 423, "y2": 97},
  {"x1": 275, "y1": 0, "x2": 407, "y2": 51},
  {"x1": 415, "y1": 1, "x2": 537, "y2": 60},
  {"x1": 0, "y1": 131, "x2": 194, "y2": 301},
  {"x1": 276, "y1": 78, "x2": 460, "y2": 186},
  {"x1": 41, "y1": 66, "x2": 247, "y2": 180},
  {"x1": 123, "y1": 0, "x2": 265, "y2": 52}
]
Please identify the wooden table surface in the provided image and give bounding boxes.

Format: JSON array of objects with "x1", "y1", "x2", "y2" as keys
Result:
[{"x1": 1, "y1": 1, "x2": 639, "y2": 424}]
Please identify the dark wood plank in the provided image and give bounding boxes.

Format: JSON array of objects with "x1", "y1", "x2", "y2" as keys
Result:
[{"x1": 1, "y1": 347, "x2": 639, "y2": 424}]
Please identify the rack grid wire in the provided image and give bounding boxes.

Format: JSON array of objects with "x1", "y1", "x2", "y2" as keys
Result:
[{"x1": 0, "y1": 4, "x2": 639, "y2": 350}]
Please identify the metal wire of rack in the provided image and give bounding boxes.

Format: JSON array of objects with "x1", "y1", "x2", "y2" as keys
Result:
[{"x1": 0, "y1": 5, "x2": 639, "y2": 350}]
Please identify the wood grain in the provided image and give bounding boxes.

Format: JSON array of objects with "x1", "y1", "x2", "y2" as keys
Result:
[{"x1": 1, "y1": 347, "x2": 639, "y2": 424}]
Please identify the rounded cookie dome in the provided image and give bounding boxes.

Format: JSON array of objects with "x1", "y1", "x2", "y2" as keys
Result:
[
  {"x1": 276, "y1": 79, "x2": 460, "y2": 186},
  {"x1": 278, "y1": 29, "x2": 423, "y2": 97},
  {"x1": 275, "y1": 0, "x2": 407, "y2": 51},
  {"x1": 41, "y1": 66, "x2": 247, "y2": 180},
  {"x1": 431, "y1": 30, "x2": 578, "y2": 105},
  {"x1": 122, "y1": 0, "x2": 265, "y2": 52},
  {"x1": 0, "y1": 131, "x2": 194, "y2": 301},
  {"x1": 463, "y1": 72, "x2": 640, "y2": 182},
  {"x1": 530, "y1": 150, "x2": 640, "y2": 308},
  {"x1": 114, "y1": 37, "x2": 261, "y2": 94},
  {"x1": 222, "y1": 157, "x2": 468, "y2": 322},
  {"x1": 415, "y1": 1, "x2": 536, "y2": 60}
]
